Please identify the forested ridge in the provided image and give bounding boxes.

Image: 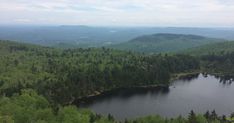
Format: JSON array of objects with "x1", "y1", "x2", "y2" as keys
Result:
[
  {"x1": 1, "y1": 40, "x2": 234, "y2": 123},
  {"x1": 183, "y1": 41, "x2": 234, "y2": 56},
  {"x1": 201, "y1": 52, "x2": 234, "y2": 75},
  {"x1": 109, "y1": 33, "x2": 224, "y2": 53},
  {"x1": 182, "y1": 41, "x2": 234, "y2": 75}
]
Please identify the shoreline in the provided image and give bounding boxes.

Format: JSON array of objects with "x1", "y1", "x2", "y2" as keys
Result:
[
  {"x1": 170, "y1": 70, "x2": 201, "y2": 81},
  {"x1": 74, "y1": 71, "x2": 201, "y2": 104},
  {"x1": 74, "y1": 84, "x2": 169, "y2": 104},
  {"x1": 74, "y1": 70, "x2": 234, "y2": 104}
]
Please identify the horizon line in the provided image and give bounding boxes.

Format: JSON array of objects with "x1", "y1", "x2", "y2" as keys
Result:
[{"x1": 0, "y1": 24, "x2": 234, "y2": 29}]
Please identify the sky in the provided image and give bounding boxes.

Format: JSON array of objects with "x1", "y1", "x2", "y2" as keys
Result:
[{"x1": 0, "y1": 0, "x2": 234, "y2": 27}]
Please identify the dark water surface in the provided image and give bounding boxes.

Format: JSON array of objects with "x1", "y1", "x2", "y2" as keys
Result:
[{"x1": 79, "y1": 74, "x2": 234, "y2": 120}]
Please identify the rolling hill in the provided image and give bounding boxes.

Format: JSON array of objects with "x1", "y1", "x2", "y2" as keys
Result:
[
  {"x1": 183, "y1": 41, "x2": 234, "y2": 56},
  {"x1": 109, "y1": 33, "x2": 225, "y2": 53}
]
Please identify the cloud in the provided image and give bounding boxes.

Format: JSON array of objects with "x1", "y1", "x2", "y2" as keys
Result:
[
  {"x1": 0, "y1": 0, "x2": 234, "y2": 27},
  {"x1": 14, "y1": 19, "x2": 31, "y2": 23}
]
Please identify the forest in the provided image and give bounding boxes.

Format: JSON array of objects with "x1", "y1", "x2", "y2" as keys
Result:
[
  {"x1": 2, "y1": 0, "x2": 234, "y2": 122},
  {"x1": 0, "y1": 40, "x2": 234, "y2": 123},
  {"x1": 183, "y1": 41, "x2": 234, "y2": 56},
  {"x1": 201, "y1": 52, "x2": 234, "y2": 75},
  {"x1": 0, "y1": 40, "x2": 199, "y2": 105},
  {"x1": 109, "y1": 33, "x2": 224, "y2": 53}
]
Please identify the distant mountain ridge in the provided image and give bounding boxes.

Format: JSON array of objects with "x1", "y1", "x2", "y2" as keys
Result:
[
  {"x1": 130, "y1": 33, "x2": 207, "y2": 43},
  {"x1": 0, "y1": 26, "x2": 234, "y2": 47},
  {"x1": 109, "y1": 33, "x2": 225, "y2": 53}
]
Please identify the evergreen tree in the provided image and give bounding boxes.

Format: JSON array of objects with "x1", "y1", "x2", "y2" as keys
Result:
[{"x1": 188, "y1": 110, "x2": 197, "y2": 123}]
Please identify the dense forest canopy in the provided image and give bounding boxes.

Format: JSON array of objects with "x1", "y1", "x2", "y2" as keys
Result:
[
  {"x1": 201, "y1": 52, "x2": 234, "y2": 75},
  {"x1": 1, "y1": 40, "x2": 234, "y2": 123},
  {"x1": 181, "y1": 41, "x2": 234, "y2": 75},
  {"x1": 0, "y1": 40, "x2": 199, "y2": 105},
  {"x1": 109, "y1": 33, "x2": 225, "y2": 53},
  {"x1": 183, "y1": 41, "x2": 234, "y2": 56}
]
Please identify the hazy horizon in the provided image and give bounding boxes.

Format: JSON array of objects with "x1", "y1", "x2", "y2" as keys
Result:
[
  {"x1": 1, "y1": 24, "x2": 234, "y2": 29},
  {"x1": 1, "y1": 0, "x2": 234, "y2": 27}
]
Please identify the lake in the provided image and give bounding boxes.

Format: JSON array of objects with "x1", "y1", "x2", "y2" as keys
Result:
[{"x1": 78, "y1": 73, "x2": 234, "y2": 120}]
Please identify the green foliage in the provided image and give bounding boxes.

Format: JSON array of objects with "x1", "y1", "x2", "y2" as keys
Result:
[
  {"x1": 183, "y1": 41, "x2": 234, "y2": 56},
  {"x1": 110, "y1": 33, "x2": 223, "y2": 53},
  {"x1": 57, "y1": 106, "x2": 90, "y2": 123},
  {"x1": 0, "y1": 115, "x2": 14, "y2": 123},
  {"x1": 127, "y1": 112, "x2": 228, "y2": 123},
  {"x1": 0, "y1": 40, "x2": 199, "y2": 105},
  {"x1": 188, "y1": 110, "x2": 197, "y2": 123},
  {"x1": 1, "y1": 40, "x2": 233, "y2": 123},
  {"x1": 0, "y1": 89, "x2": 55, "y2": 123},
  {"x1": 181, "y1": 41, "x2": 234, "y2": 76},
  {"x1": 0, "y1": 89, "x2": 115, "y2": 123},
  {"x1": 201, "y1": 52, "x2": 234, "y2": 75},
  {"x1": 131, "y1": 115, "x2": 165, "y2": 123}
]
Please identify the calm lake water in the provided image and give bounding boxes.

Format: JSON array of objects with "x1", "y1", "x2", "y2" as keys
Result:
[{"x1": 79, "y1": 74, "x2": 234, "y2": 120}]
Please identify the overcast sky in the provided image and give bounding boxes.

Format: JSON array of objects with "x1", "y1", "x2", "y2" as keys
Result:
[{"x1": 1, "y1": 0, "x2": 234, "y2": 27}]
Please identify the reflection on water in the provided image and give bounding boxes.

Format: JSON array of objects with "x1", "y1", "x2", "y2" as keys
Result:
[
  {"x1": 78, "y1": 74, "x2": 234, "y2": 120},
  {"x1": 78, "y1": 87, "x2": 170, "y2": 106},
  {"x1": 214, "y1": 75, "x2": 234, "y2": 85},
  {"x1": 178, "y1": 73, "x2": 199, "y2": 81}
]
